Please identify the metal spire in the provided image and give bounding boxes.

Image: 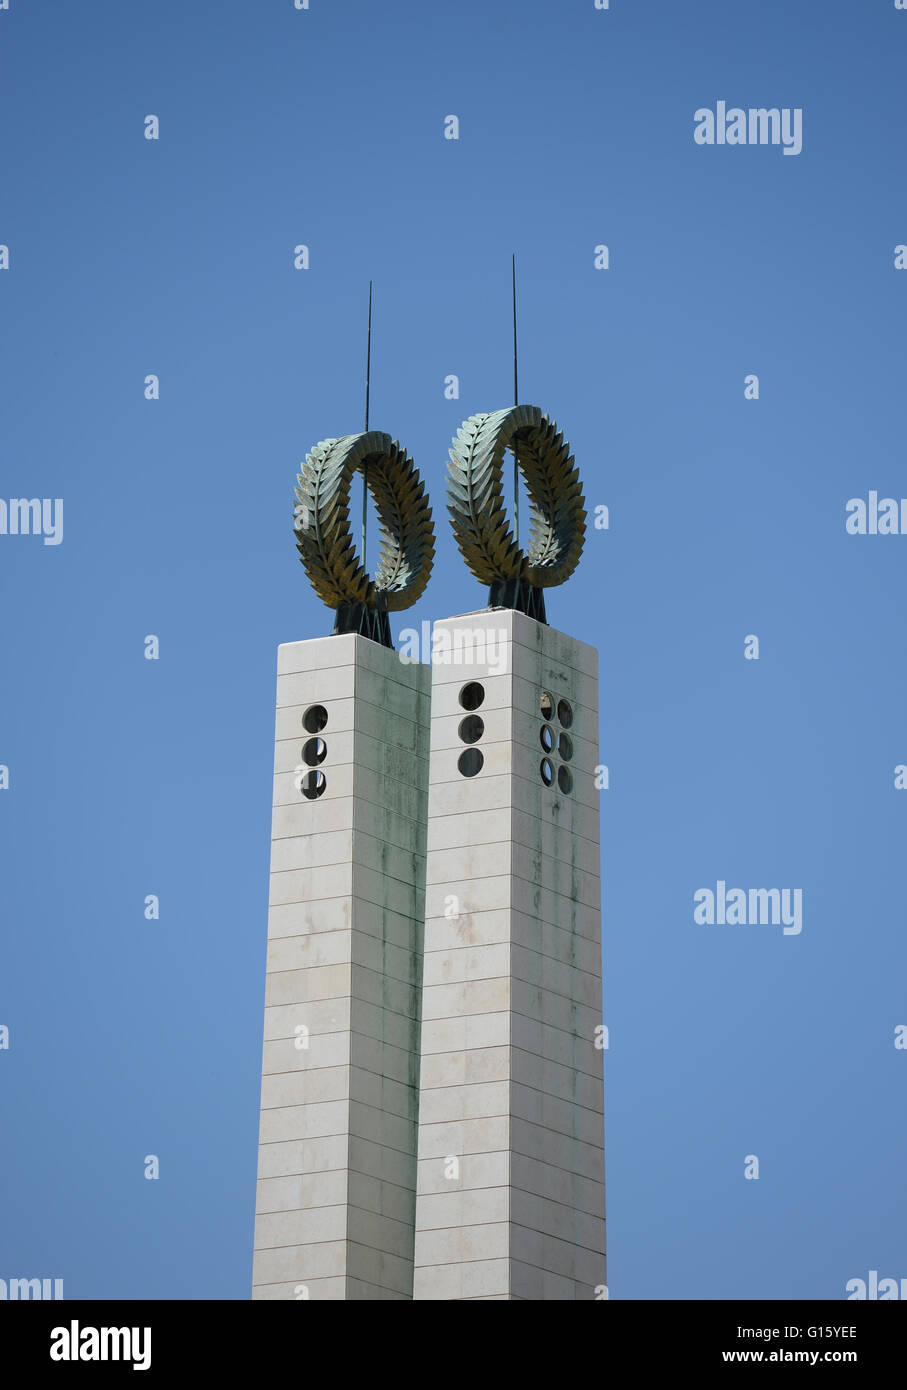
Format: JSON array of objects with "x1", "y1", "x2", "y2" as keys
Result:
[
  {"x1": 512, "y1": 254, "x2": 519, "y2": 546},
  {"x1": 362, "y1": 280, "x2": 372, "y2": 562}
]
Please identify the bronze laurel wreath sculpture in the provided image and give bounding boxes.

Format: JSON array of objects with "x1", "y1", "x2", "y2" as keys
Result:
[
  {"x1": 446, "y1": 405, "x2": 586, "y2": 621},
  {"x1": 295, "y1": 406, "x2": 585, "y2": 640},
  {"x1": 294, "y1": 430, "x2": 435, "y2": 646}
]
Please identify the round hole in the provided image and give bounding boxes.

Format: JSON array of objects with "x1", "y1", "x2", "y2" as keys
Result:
[
  {"x1": 558, "y1": 732, "x2": 573, "y2": 761},
  {"x1": 540, "y1": 724, "x2": 554, "y2": 753},
  {"x1": 302, "y1": 737, "x2": 327, "y2": 766},
  {"x1": 458, "y1": 715, "x2": 484, "y2": 745},
  {"x1": 557, "y1": 698, "x2": 573, "y2": 729},
  {"x1": 458, "y1": 748, "x2": 484, "y2": 778},
  {"x1": 540, "y1": 757, "x2": 554, "y2": 787},
  {"x1": 557, "y1": 764, "x2": 573, "y2": 794},
  {"x1": 459, "y1": 682, "x2": 485, "y2": 711},
  {"x1": 303, "y1": 704, "x2": 328, "y2": 734},
  {"x1": 540, "y1": 691, "x2": 553, "y2": 721},
  {"x1": 300, "y1": 770, "x2": 326, "y2": 800}
]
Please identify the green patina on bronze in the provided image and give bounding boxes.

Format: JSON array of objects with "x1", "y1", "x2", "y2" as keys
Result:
[
  {"x1": 295, "y1": 430, "x2": 435, "y2": 647},
  {"x1": 445, "y1": 405, "x2": 586, "y2": 623}
]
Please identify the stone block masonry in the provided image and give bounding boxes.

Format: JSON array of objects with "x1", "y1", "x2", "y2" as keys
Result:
[
  {"x1": 413, "y1": 609, "x2": 605, "y2": 1301},
  {"x1": 252, "y1": 634, "x2": 430, "y2": 1300}
]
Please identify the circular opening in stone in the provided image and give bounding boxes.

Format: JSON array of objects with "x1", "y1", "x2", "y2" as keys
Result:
[
  {"x1": 540, "y1": 724, "x2": 554, "y2": 753},
  {"x1": 558, "y1": 732, "x2": 573, "y2": 761},
  {"x1": 302, "y1": 737, "x2": 327, "y2": 766},
  {"x1": 300, "y1": 770, "x2": 326, "y2": 800},
  {"x1": 540, "y1": 691, "x2": 553, "y2": 721},
  {"x1": 458, "y1": 748, "x2": 484, "y2": 778},
  {"x1": 540, "y1": 757, "x2": 554, "y2": 787},
  {"x1": 302, "y1": 704, "x2": 328, "y2": 734},
  {"x1": 557, "y1": 764, "x2": 573, "y2": 795},
  {"x1": 459, "y1": 681, "x2": 485, "y2": 711},
  {"x1": 458, "y1": 715, "x2": 484, "y2": 745},
  {"x1": 557, "y1": 698, "x2": 573, "y2": 729}
]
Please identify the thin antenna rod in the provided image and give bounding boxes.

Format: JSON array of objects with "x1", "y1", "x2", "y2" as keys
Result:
[
  {"x1": 365, "y1": 280, "x2": 372, "y2": 431},
  {"x1": 512, "y1": 254, "x2": 519, "y2": 546},
  {"x1": 362, "y1": 281, "x2": 372, "y2": 563},
  {"x1": 512, "y1": 253, "x2": 518, "y2": 408}
]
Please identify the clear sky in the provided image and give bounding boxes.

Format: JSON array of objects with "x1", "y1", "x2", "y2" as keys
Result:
[{"x1": 1, "y1": 0, "x2": 905, "y2": 1300}]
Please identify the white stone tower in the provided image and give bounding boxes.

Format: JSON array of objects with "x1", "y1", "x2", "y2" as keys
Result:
[
  {"x1": 412, "y1": 608, "x2": 605, "y2": 1300},
  {"x1": 254, "y1": 385, "x2": 604, "y2": 1300},
  {"x1": 252, "y1": 634, "x2": 430, "y2": 1299}
]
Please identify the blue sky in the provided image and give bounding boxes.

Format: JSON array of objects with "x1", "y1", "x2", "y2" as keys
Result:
[{"x1": 1, "y1": 0, "x2": 905, "y2": 1299}]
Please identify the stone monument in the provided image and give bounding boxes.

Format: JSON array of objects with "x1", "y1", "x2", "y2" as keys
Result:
[
  {"x1": 252, "y1": 382, "x2": 605, "y2": 1300},
  {"x1": 251, "y1": 429, "x2": 434, "y2": 1299},
  {"x1": 412, "y1": 406, "x2": 606, "y2": 1299}
]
